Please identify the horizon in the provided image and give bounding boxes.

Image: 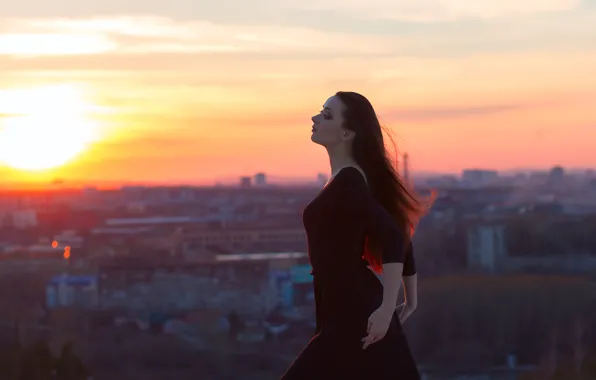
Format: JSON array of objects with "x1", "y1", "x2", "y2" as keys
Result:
[
  {"x1": 1, "y1": 1, "x2": 595, "y2": 185},
  {"x1": 0, "y1": 164, "x2": 590, "y2": 191}
]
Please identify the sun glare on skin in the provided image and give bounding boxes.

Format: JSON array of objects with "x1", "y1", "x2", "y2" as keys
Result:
[{"x1": 0, "y1": 85, "x2": 101, "y2": 171}]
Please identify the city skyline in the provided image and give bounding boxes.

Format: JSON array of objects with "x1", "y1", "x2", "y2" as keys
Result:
[
  {"x1": 1, "y1": 1, "x2": 595, "y2": 186},
  {"x1": 1, "y1": 164, "x2": 590, "y2": 190}
]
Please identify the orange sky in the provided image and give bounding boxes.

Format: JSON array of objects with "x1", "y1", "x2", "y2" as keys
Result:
[{"x1": 1, "y1": 2, "x2": 595, "y2": 186}]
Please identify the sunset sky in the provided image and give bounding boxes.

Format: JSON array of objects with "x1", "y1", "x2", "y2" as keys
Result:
[{"x1": 1, "y1": 0, "x2": 595, "y2": 186}]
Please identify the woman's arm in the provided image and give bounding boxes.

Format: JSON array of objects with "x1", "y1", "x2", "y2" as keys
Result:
[
  {"x1": 336, "y1": 167, "x2": 416, "y2": 347},
  {"x1": 337, "y1": 167, "x2": 413, "y2": 311},
  {"x1": 398, "y1": 274, "x2": 417, "y2": 324},
  {"x1": 380, "y1": 262, "x2": 403, "y2": 313},
  {"x1": 398, "y1": 242, "x2": 418, "y2": 324}
]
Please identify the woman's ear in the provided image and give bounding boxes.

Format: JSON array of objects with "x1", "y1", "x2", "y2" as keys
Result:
[{"x1": 341, "y1": 129, "x2": 355, "y2": 142}]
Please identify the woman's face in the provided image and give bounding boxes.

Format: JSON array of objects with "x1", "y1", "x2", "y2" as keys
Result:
[{"x1": 311, "y1": 95, "x2": 353, "y2": 147}]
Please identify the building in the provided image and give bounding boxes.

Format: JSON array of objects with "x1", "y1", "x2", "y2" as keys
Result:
[
  {"x1": 180, "y1": 226, "x2": 307, "y2": 255},
  {"x1": 240, "y1": 176, "x2": 252, "y2": 188},
  {"x1": 46, "y1": 274, "x2": 99, "y2": 309},
  {"x1": 254, "y1": 173, "x2": 267, "y2": 187},
  {"x1": 11, "y1": 208, "x2": 38, "y2": 229},
  {"x1": 462, "y1": 169, "x2": 499, "y2": 187},
  {"x1": 53, "y1": 230, "x2": 84, "y2": 249},
  {"x1": 467, "y1": 224, "x2": 507, "y2": 273},
  {"x1": 96, "y1": 252, "x2": 307, "y2": 315}
]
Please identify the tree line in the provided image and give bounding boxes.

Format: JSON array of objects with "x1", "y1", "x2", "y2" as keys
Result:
[
  {"x1": 0, "y1": 338, "x2": 88, "y2": 380},
  {"x1": 403, "y1": 275, "x2": 596, "y2": 379}
]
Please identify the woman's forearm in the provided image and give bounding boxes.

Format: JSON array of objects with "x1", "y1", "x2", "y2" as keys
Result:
[
  {"x1": 380, "y1": 262, "x2": 403, "y2": 311},
  {"x1": 402, "y1": 274, "x2": 418, "y2": 308}
]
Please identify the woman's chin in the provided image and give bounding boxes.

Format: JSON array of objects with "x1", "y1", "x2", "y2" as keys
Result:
[{"x1": 310, "y1": 132, "x2": 322, "y2": 144}]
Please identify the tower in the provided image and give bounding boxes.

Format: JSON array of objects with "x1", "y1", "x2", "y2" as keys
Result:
[{"x1": 403, "y1": 153, "x2": 410, "y2": 185}]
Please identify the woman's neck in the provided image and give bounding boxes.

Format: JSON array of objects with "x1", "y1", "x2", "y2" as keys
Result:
[{"x1": 327, "y1": 144, "x2": 357, "y2": 178}]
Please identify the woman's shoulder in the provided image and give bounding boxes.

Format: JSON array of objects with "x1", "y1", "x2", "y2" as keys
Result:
[
  {"x1": 335, "y1": 166, "x2": 368, "y2": 186},
  {"x1": 330, "y1": 166, "x2": 372, "y2": 202}
]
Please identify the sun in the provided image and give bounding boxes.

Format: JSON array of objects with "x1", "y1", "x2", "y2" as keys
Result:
[{"x1": 0, "y1": 84, "x2": 100, "y2": 171}]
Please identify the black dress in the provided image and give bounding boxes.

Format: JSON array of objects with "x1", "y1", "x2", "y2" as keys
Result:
[{"x1": 280, "y1": 167, "x2": 420, "y2": 380}]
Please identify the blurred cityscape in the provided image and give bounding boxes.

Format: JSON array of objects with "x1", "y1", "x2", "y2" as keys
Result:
[{"x1": 1, "y1": 158, "x2": 596, "y2": 379}]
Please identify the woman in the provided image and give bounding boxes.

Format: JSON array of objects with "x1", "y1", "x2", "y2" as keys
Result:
[{"x1": 280, "y1": 92, "x2": 428, "y2": 379}]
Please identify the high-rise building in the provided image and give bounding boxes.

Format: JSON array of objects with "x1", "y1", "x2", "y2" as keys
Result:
[
  {"x1": 403, "y1": 153, "x2": 410, "y2": 184},
  {"x1": 547, "y1": 166, "x2": 565, "y2": 184},
  {"x1": 254, "y1": 173, "x2": 267, "y2": 186}
]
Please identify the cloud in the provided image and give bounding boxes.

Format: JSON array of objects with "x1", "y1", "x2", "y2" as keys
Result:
[
  {"x1": 378, "y1": 91, "x2": 596, "y2": 122},
  {"x1": 281, "y1": 0, "x2": 581, "y2": 21},
  {"x1": 0, "y1": 16, "x2": 396, "y2": 57},
  {"x1": 0, "y1": 33, "x2": 115, "y2": 56},
  {"x1": 1, "y1": 9, "x2": 594, "y2": 63},
  {"x1": 381, "y1": 104, "x2": 523, "y2": 121},
  {"x1": 1, "y1": 0, "x2": 582, "y2": 23}
]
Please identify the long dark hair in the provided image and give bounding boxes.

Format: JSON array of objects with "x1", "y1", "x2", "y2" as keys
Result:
[{"x1": 336, "y1": 91, "x2": 432, "y2": 273}]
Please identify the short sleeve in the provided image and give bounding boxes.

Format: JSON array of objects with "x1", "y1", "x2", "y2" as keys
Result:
[
  {"x1": 403, "y1": 241, "x2": 417, "y2": 276},
  {"x1": 336, "y1": 167, "x2": 410, "y2": 267}
]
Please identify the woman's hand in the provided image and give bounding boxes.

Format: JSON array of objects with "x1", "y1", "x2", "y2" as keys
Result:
[
  {"x1": 396, "y1": 302, "x2": 417, "y2": 325},
  {"x1": 361, "y1": 304, "x2": 394, "y2": 350}
]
